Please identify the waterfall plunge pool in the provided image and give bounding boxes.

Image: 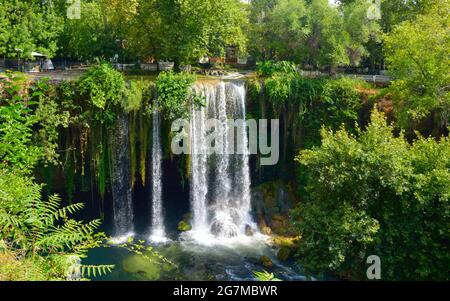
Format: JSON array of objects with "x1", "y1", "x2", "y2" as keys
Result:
[
  {"x1": 82, "y1": 80, "x2": 309, "y2": 281},
  {"x1": 83, "y1": 232, "x2": 308, "y2": 281}
]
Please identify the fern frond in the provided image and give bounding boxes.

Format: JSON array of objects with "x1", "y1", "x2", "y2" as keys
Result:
[{"x1": 80, "y1": 265, "x2": 114, "y2": 278}]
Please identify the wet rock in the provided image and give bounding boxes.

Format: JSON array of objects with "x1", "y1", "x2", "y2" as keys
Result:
[
  {"x1": 259, "y1": 219, "x2": 272, "y2": 235},
  {"x1": 260, "y1": 255, "x2": 273, "y2": 268},
  {"x1": 245, "y1": 224, "x2": 254, "y2": 236},
  {"x1": 178, "y1": 220, "x2": 192, "y2": 232},
  {"x1": 251, "y1": 181, "x2": 298, "y2": 236},
  {"x1": 210, "y1": 221, "x2": 238, "y2": 237},
  {"x1": 277, "y1": 247, "x2": 291, "y2": 262},
  {"x1": 270, "y1": 214, "x2": 288, "y2": 235}
]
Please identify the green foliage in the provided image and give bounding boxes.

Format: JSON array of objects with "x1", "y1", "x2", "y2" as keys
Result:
[
  {"x1": 78, "y1": 63, "x2": 125, "y2": 110},
  {"x1": 58, "y1": 1, "x2": 120, "y2": 61},
  {"x1": 156, "y1": 71, "x2": 202, "y2": 121},
  {"x1": 122, "y1": 80, "x2": 153, "y2": 113},
  {"x1": 177, "y1": 220, "x2": 192, "y2": 232},
  {"x1": 257, "y1": 61, "x2": 298, "y2": 77},
  {"x1": 0, "y1": 73, "x2": 41, "y2": 174},
  {"x1": 0, "y1": 171, "x2": 112, "y2": 280},
  {"x1": 319, "y1": 77, "x2": 367, "y2": 129},
  {"x1": 249, "y1": 0, "x2": 379, "y2": 68},
  {"x1": 383, "y1": 2, "x2": 450, "y2": 129},
  {"x1": 0, "y1": 72, "x2": 115, "y2": 281},
  {"x1": 253, "y1": 270, "x2": 281, "y2": 281},
  {"x1": 0, "y1": 74, "x2": 72, "y2": 171},
  {"x1": 0, "y1": 0, "x2": 63, "y2": 59},
  {"x1": 294, "y1": 109, "x2": 450, "y2": 280},
  {"x1": 264, "y1": 71, "x2": 297, "y2": 113},
  {"x1": 259, "y1": 66, "x2": 368, "y2": 139},
  {"x1": 131, "y1": 0, "x2": 248, "y2": 66},
  {"x1": 30, "y1": 78, "x2": 70, "y2": 165}
]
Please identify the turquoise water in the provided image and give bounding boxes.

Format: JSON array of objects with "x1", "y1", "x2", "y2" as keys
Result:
[{"x1": 83, "y1": 234, "x2": 307, "y2": 281}]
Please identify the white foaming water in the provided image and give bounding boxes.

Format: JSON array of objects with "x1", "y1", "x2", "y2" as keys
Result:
[
  {"x1": 190, "y1": 91, "x2": 209, "y2": 232},
  {"x1": 189, "y1": 80, "x2": 256, "y2": 244},
  {"x1": 109, "y1": 231, "x2": 135, "y2": 245},
  {"x1": 150, "y1": 107, "x2": 166, "y2": 241}
]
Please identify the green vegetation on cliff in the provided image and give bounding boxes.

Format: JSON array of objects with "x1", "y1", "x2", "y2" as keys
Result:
[{"x1": 294, "y1": 110, "x2": 449, "y2": 280}]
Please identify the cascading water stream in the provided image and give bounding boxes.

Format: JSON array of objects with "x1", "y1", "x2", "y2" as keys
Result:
[
  {"x1": 189, "y1": 80, "x2": 255, "y2": 242},
  {"x1": 150, "y1": 107, "x2": 166, "y2": 241},
  {"x1": 190, "y1": 92, "x2": 209, "y2": 233},
  {"x1": 111, "y1": 111, "x2": 134, "y2": 241}
]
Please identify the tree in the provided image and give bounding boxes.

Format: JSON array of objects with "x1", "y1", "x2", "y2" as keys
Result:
[
  {"x1": 341, "y1": 0, "x2": 380, "y2": 66},
  {"x1": 0, "y1": 0, "x2": 63, "y2": 59},
  {"x1": 248, "y1": 0, "x2": 379, "y2": 68},
  {"x1": 0, "y1": 73, "x2": 112, "y2": 280},
  {"x1": 130, "y1": 0, "x2": 249, "y2": 67},
  {"x1": 383, "y1": 1, "x2": 450, "y2": 131},
  {"x1": 247, "y1": 0, "x2": 278, "y2": 60},
  {"x1": 294, "y1": 109, "x2": 450, "y2": 280}
]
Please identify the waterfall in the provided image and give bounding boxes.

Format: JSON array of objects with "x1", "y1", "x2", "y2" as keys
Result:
[
  {"x1": 190, "y1": 94, "x2": 209, "y2": 232},
  {"x1": 150, "y1": 108, "x2": 165, "y2": 241},
  {"x1": 111, "y1": 111, "x2": 134, "y2": 240},
  {"x1": 190, "y1": 80, "x2": 254, "y2": 240}
]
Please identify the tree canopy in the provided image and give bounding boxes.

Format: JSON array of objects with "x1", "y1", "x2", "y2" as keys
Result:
[
  {"x1": 384, "y1": 1, "x2": 450, "y2": 130},
  {"x1": 295, "y1": 109, "x2": 450, "y2": 280},
  {"x1": 248, "y1": 0, "x2": 380, "y2": 68},
  {"x1": 0, "y1": 0, "x2": 62, "y2": 59}
]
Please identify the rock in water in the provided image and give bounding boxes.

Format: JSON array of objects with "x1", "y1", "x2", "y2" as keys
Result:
[
  {"x1": 178, "y1": 220, "x2": 192, "y2": 232},
  {"x1": 260, "y1": 255, "x2": 273, "y2": 268},
  {"x1": 210, "y1": 220, "x2": 238, "y2": 237},
  {"x1": 277, "y1": 247, "x2": 291, "y2": 261},
  {"x1": 245, "y1": 224, "x2": 254, "y2": 236}
]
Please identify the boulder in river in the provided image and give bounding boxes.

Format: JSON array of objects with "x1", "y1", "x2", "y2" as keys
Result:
[
  {"x1": 245, "y1": 224, "x2": 254, "y2": 236},
  {"x1": 260, "y1": 255, "x2": 273, "y2": 268},
  {"x1": 178, "y1": 220, "x2": 192, "y2": 232},
  {"x1": 277, "y1": 247, "x2": 291, "y2": 261}
]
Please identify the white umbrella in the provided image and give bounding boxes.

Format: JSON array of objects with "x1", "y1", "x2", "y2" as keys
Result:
[{"x1": 30, "y1": 51, "x2": 46, "y2": 57}]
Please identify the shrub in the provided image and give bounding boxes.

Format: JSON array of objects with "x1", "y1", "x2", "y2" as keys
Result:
[
  {"x1": 78, "y1": 63, "x2": 125, "y2": 124},
  {"x1": 294, "y1": 109, "x2": 450, "y2": 280},
  {"x1": 256, "y1": 61, "x2": 298, "y2": 77},
  {"x1": 156, "y1": 71, "x2": 203, "y2": 121}
]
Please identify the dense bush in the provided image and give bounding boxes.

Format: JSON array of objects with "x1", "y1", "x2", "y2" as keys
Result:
[
  {"x1": 0, "y1": 72, "x2": 114, "y2": 280},
  {"x1": 256, "y1": 61, "x2": 298, "y2": 77},
  {"x1": 156, "y1": 71, "x2": 203, "y2": 121},
  {"x1": 0, "y1": 171, "x2": 112, "y2": 280},
  {"x1": 78, "y1": 63, "x2": 126, "y2": 124},
  {"x1": 294, "y1": 109, "x2": 450, "y2": 280},
  {"x1": 254, "y1": 65, "x2": 372, "y2": 147}
]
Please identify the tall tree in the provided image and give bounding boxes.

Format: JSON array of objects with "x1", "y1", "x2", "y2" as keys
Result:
[
  {"x1": 384, "y1": 1, "x2": 450, "y2": 131},
  {"x1": 0, "y1": 0, "x2": 63, "y2": 59},
  {"x1": 131, "y1": 0, "x2": 248, "y2": 67},
  {"x1": 248, "y1": 0, "x2": 379, "y2": 68}
]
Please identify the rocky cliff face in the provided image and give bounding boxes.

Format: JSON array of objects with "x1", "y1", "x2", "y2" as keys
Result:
[{"x1": 251, "y1": 181, "x2": 298, "y2": 236}]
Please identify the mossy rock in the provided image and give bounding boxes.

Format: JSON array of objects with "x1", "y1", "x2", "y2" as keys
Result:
[
  {"x1": 271, "y1": 235, "x2": 300, "y2": 248},
  {"x1": 258, "y1": 218, "x2": 272, "y2": 235},
  {"x1": 269, "y1": 215, "x2": 289, "y2": 235},
  {"x1": 277, "y1": 247, "x2": 291, "y2": 261},
  {"x1": 178, "y1": 220, "x2": 192, "y2": 232},
  {"x1": 260, "y1": 255, "x2": 273, "y2": 268}
]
